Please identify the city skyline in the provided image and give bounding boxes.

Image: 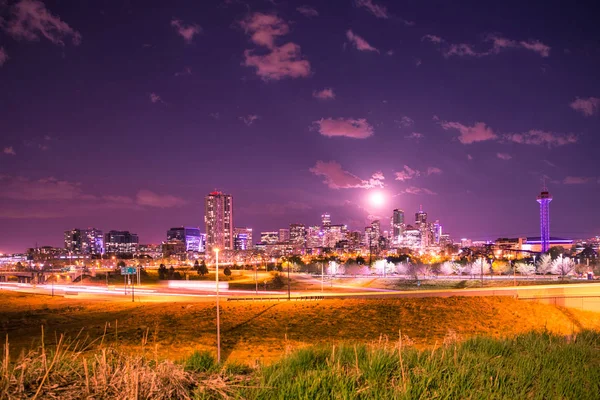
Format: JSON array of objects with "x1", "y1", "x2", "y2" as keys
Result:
[{"x1": 1, "y1": 0, "x2": 600, "y2": 253}]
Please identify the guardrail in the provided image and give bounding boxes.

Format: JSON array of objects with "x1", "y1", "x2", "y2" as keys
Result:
[{"x1": 227, "y1": 295, "x2": 325, "y2": 302}]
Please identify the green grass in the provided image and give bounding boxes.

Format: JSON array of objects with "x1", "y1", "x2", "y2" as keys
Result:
[{"x1": 3, "y1": 331, "x2": 598, "y2": 399}]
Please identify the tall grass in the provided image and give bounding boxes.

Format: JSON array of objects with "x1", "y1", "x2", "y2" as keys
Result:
[{"x1": 1, "y1": 330, "x2": 598, "y2": 399}]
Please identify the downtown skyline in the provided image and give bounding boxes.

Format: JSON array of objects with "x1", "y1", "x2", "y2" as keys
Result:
[{"x1": 1, "y1": 0, "x2": 600, "y2": 253}]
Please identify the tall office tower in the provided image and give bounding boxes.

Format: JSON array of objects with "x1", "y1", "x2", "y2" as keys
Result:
[
  {"x1": 537, "y1": 185, "x2": 553, "y2": 253},
  {"x1": 167, "y1": 227, "x2": 202, "y2": 252},
  {"x1": 105, "y1": 230, "x2": 139, "y2": 254},
  {"x1": 64, "y1": 228, "x2": 104, "y2": 255},
  {"x1": 415, "y1": 205, "x2": 427, "y2": 226},
  {"x1": 307, "y1": 225, "x2": 323, "y2": 249},
  {"x1": 279, "y1": 228, "x2": 290, "y2": 242},
  {"x1": 324, "y1": 224, "x2": 346, "y2": 248},
  {"x1": 365, "y1": 220, "x2": 381, "y2": 249},
  {"x1": 433, "y1": 220, "x2": 442, "y2": 244},
  {"x1": 205, "y1": 191, "x2": 233, "y2": 253},
  {"x1": 233, "y1": 227, "x2": 253, "y2": 250},
  {"x1": 321, "y1": 212, "x2": 331, "y2": 228},
  {"x1": 289, "y1": 223, "x2": 306, "y2": 247},
  {"x1": 260, "y1": 231, "x2": 279, "y2": 244},
  {"x1": 391, "y1": 209, "x2": 405, "y2": 244}
]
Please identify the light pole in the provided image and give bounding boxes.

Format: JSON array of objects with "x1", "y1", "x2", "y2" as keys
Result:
[
  {"x1": 214, "y1": 248, "x2": 221, "y2": 364},
  {"x1": 287, "y1": 260, "x2": 291, "y2": 301}
]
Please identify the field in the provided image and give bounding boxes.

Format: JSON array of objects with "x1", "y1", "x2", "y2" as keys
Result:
[{"x1": 2, "y1": 291, "x2": 600, "y2": 365}]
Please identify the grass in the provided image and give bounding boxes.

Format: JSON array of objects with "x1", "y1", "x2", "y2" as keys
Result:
[{"x1": 1, "y1": 330, "x2": 598, "y2": 399}]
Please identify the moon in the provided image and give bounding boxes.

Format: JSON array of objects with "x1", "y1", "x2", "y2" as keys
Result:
[{"x1": 368, "y1": 191, "x2": 385, "y2": 207}]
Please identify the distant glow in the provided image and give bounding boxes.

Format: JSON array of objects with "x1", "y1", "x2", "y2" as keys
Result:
[{"x1": 368, "y1": 191, "x2": 385, "y2": 207}]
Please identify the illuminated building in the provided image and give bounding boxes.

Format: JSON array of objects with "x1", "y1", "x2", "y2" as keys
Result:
[
  {"x1": 324, "y1": 224, "x2": 346, "y2": 248},
  {"x1": 279, "y1": 228, "x2": 290, "y2": 242},
  {"x1": 306, "y1": 225, "x2": 323, "y2": 249},
  {"x1": 364, "y1": 220, "x2": 380, "y2": 250},
  {"x1": 64, "y1": 228, "x2": 104, "y2": 255},
  {"x1": 167, "y1": 227, "x2": 202, "y2": 252},
  {"x1": 260, "y1": 231, "x2": 279, "y2": 245},
  {"x1": 415, "y1": 206, "x2": 427, "y2": 226},
  {"x1": 139, "y1": 244, "x2": 162, "y2": 258},
  {"x1": 234, "y1": 227, "x2": 253, "y2": 250},
  {"x1": 537, "y1": 186, "x2": 553, "y2": 253},
  {"x1": 289, "y1": 223, "x2": 306, "y2": 247},
  {"x1": 391, "y1": 209, "x2": 405, "y2": 245},
  {"x1": 205, "y1": 191, "x2": 233, "y2": 253},
  {"x1": 321, "y1": 212, "x2": 331, "y2": 228},
  {"x1": 161, "y1": 240, "x2": 186, "y2": 258},
  {"x1": 105, "y1": 230, "x2": 139, "y2": 254}
]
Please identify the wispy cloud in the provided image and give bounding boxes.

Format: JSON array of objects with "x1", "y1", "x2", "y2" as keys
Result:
[
  {"x1": 346, "y1": 30, "x2": 378, "y2": 52},
  {"x1": 395, "y1": 116, "x2": 414, "y2": 128},
  {"x1": 241, "y1": 13, "x2": 311, "y2": 81},
  {"x1": 570, "y1": 97, "x2": 600, "y2": 116},
  {"x1": 2, "y1": 0, "x2": 81, "y2": 46},
  {"x1": 504, "y1": 130, "x2": 577, "y2": 147},
  {"x1": 394, "y1": 165, "x2": 420, "y2": 181},
  {"x1": 405, "y1": 132, "x2": 423, "y2": 140},
  {"x1": 355, "y1": 0, "x2": 389, "y2": 18},
  {"x1": 440, "y1": 121, "x2": 497, "y2": 144},
  {"x1": 3, "y1": 146, "x2": 16, "y2": 156},
  {"x1": 0, "y1": 175, "x2": 84, "y2": 201},
  {"x1": 496, "y1": 152, "x2": 512, "y2": 160},
  {"x1": 310, "y1": 161, "x2": 384, "y2": 189},
  {"x1": 240, "y1": 114, "x2": 260, "y2": 126},
  {"x1": 170, "y1": 18, "x2": 202, "y2": 44},
  {"x1": 296, "y1": 6, "x2": 319, "y2": 17},
  {"x1": 313, "y1": 88, "x2": 335, "y2": 100},
  {"x1": 401, "y1": 186, "x2": 437, "y2": 195},
  {"x1": 149, "y1": 92, "x2": 164, "y2": 104},
  {"x1": 563, "y1": 176, "x2": 592, "y2": 184},
  {"x1": 0, "y1": 47, "x2": 8, "y2": 66},
  {"x1": 174, "y1": 66, "x2": 192, "y2": 77},
  {"x1": 135, "y1": 190, "x2": 187, "y2": 208},
  {"x1": 313, "y1": 118, "x2": 374, "y2": 139},
  {"x1": 423, "y1": 33, "x2": 550, "y2": 58},
  {"x1": 427, "y1": 167, "x2": 442, "y2": 175}
]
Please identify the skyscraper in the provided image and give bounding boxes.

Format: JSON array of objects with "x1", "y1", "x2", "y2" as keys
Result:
[
  {"x1": 205, "y1": 191, "x2": 233, "y2": 253},
  {"x1": 391, "y1": 209, "x2": 405, "y2": 244},
  {"x1": 415, "y1": 205, "x2": 427, "y2": 226},
  {"x1": 278, "y1": 228, "x2": 290, "y2": 242},
  {"x1": 64, "y1": 228, "x2": 104, "y2": 255},
  {"x1": 289, "y1": 223, "x2": 306, "y2": 247},
  {"x1": 321, "y1": 212, "x2": 331, "y2": 228},
  {"x1": 233, "y1": 227, "x2": 253, "y2": 250},
  {"x1": 537, "y1": 186, "x2": 553, "y2": 253},
  {"x1": 105, "y1": 230, "x2": 139, "y2": 254}
]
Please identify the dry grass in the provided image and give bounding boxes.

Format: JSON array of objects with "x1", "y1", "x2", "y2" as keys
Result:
[{"x1": 1, "y1": 291, "x2": 600, "y2": 365}]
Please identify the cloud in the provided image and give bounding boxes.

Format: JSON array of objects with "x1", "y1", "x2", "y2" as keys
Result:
[
  {"x1": 240, "y1": 114, "x2": 259, "y2": 126},
  {"x1": 313, "y1": 118, "x2": 374, "y2": 139},
  {"x1": 570, "y1": 97, "x2": 600, "y2": 116},
  {"x1": 355, "y1": 0, "x2": 389, "y2": 18},
  {"x1": 563, "y1": 176, "x2": 592, "y2": 184},
  {"x1": 395, "y1": 116, "x2": 414, "y2": 128},
  {"x1": 504, "y1": 130, "x2": 577, "y2": 147},
  {"x1": 149, "y1": 92, "x2": 164, "y2": 104},
  {"x1": 3, "y1": 0, "x2": 81, "y2": 45},
  {"x1": 310, "y1": 161, "x2": 384, "y2": 189},
  {"x1": 241, "y1": 201, "x2": 312, "y2": 216},
  {"x1": 135, "y1": 190, "x2": 187, "y2": 208},
  {"x1": 467, "y1": 154, "x2": 473, "y2": 160},
  {"x1": 427, "y1": 167, "x2": 442, "y2": 175},
  {"x1": 313, "y1": 88, "x2": 335, "y2": 100},
  {"x1": 240, "y1": 13, "x2": 289, "y2": 49},
  {"x1": 174, "y1": 66, "x2": 192, "y2": 77},
  {"x1": 0, "y1": 47, "x2": 8, "y2": 66},
  {"x1": 170, "y1": 19, "x2": 202, "y2": 44},
  {"x1": 423, "y1": 33, "x2": 550, "y2": 58},
  {"x1": 440, "y1": 121, "x2": 497, "y2": 144},
  {"x1": 296, "y1": 6, "x2": 319, "y2": 17},
  {"x1": 346, "y1": 30, "x2": 378, "y2": 52},
  {"x1": 496, "y1": 152, "x2": 512, "y2": 160},
  {"x1": 3, "y1": 146, "x2": 16, "y2": 155},
  {"x1": 243, "y1": 43, "x2": 311, "y2": 81},
  {"x1": 402, "y1": 186, "x2": 437, "y2": 195},
  {"x1": 405, "y1": 132, "x2": 423, "y2": 140},
  {"x1": 0, "y1": 175, "x2": 83, "y2": 200},
  {"x1": 394, "y1": 165, "x2": 420, "y2": 181}
]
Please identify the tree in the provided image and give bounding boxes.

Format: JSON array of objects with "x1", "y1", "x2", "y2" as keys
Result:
[
  {"x1": 439, "y1": 261, "x2": 457, "y2": 276},
  {"x1": 551, "y1": 255, "x2": 575, "y2": 278},
  {"x1": 168, "y1": 266, "x2": 175, "y2": 279},
  {"x1": 193, "y1": 260, "x2": 200, "y2": 272},
  {"x1": 223, "y1": 266, "x2": 232, "y2": 276},
  {"x1": 516, "y1": 262, "x2": 536, "y2": 276},
  {"x1": 355, "y1": 256, "x2": 366, "y2": 265},
  {"x1": 548, "y1": 246, "x2": 566, "y2": 260},
  {"x1": 198, "y1": 260, "x2": 208, "y2": 276},
  {"x1": 536, "y1": 254, "x2": 552, "y2": 274},
  {"x1": 158, "y1": 264, "x2": 167, "y2": 280},
  {"x1": 117, "y1": 261, "x2": 126, "y2": 268},
  {"x1": 15, "y1": 262, "x2": 24, "y2": 271}
]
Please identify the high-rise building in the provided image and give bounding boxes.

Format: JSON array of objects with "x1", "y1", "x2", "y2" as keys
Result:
[
  {"x1": 105, "y1": 230, "x2": 139, "y2": 254},
  {"x1": 279, "y1": 229, "x2": 290, "y2": 243},
  {"x1": 415, "y1": 205, "x2": 427, "y2": 226},
  {"x1": 289, "y1": 223, "x2": 306, "y2": 247},
  {"x1": 205, "y1": 191, "x2": 233, "y2": 253},
  {"x1": 321, "y1": 212, "x2": 331, "y2": 228},
  {"x1": 307, "y1": 225, "x2": 323, "y2": 249},
  {"x1": 64, "y1": 228, "x2": 104, "y2": 255},
  {"x1": 260, "y1": 231, "x2": 279, "y2": 245},
  {"x1": 391, "y1": 209, "x2": 405, "y2": 244},
  {"x1": 167, "y1": 227, "x2": 202, "y2": 252},
  {"x1": 537, "y1": 186, "x2": 553, "y2": 253},
  {"x1": 365, "y1": 220, "x2": 380, "y2": 249},
  {"x1": 234, "y1": 227, "x2": 253, "y2": 250},
  {"x1": 324, "y1": 224, "x2": 346, "y2": 248}
]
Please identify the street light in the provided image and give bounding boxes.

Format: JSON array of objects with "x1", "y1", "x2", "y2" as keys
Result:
[{"x1": 214, "y1": 248, "x2": 221, "y2": 364}]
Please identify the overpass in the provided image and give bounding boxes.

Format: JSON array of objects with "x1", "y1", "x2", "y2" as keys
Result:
[{"x1": 0, "y1": 270, "x2": 89, "y2": 284}]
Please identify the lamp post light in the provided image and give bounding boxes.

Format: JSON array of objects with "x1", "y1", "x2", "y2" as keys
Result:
[{"x1": 214, "y1": 248, "x2": 221, "y2": 364}]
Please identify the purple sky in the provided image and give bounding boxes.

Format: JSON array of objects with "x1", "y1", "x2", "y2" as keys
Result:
[{"x1": 1, "y1": 0, "x2": 600, "y2": 253}]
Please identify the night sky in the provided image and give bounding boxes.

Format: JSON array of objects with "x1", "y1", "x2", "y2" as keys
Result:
[{"x1": 1, "y1": 0, "x2": 599, "y2": 253}]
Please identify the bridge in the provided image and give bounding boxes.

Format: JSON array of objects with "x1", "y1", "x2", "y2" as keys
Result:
[{"x1": 0, "y1": 270, "x2": 90, "y2": 284}]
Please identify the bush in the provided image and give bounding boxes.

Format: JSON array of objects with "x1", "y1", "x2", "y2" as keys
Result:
[{"x1": 183, "y1": 350, "x2": 216, "y2": 373}]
